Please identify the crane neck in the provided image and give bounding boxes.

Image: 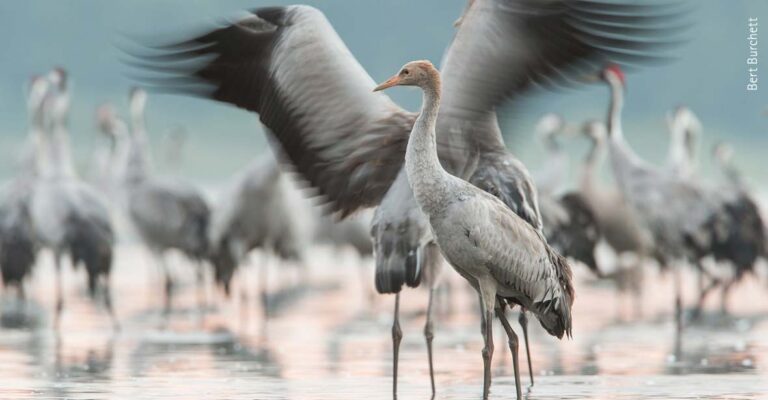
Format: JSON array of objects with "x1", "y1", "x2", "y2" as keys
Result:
[
  {"x1": 25, "y1": 96, "x2": 49, "y2": 177},
  {"x1": 580, "y1": 137, "x2": 604, "y2": 192},
  {"x1": 606, "y1": 79, "x2": 624, "y2": 141},
  {"x1": 717, "y1": 158, "x2": 744, "y2": 187},
  {"x1": 44, "y1": 92, "x2": 76, "y2": 179},
  {"x1": 109, "y1": 119, "x2": 135, "y2": 182},
  {"x1": 405, "y1": 76, "x2": 453, "y2": 215},
  {"x1": 604, "y1": 77, "x2": 644, "y2": 166},
  {"x1": 127, "y1": 99, "x2": 153, "y2": 182}
]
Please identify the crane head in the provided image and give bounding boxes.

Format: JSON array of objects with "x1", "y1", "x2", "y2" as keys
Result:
[
  {"x1": 48, "y1": 66, "x2": 68, "y2": 91},
  {"x1": 581, "y1": 120, "x2": 606, "y2": 143},
  {"x1": 96, "y1": 103, "x2": 116, "y2": 135},
  {"x1": 374, "y1": 60, "x2": 439, "y2": 92},
  {"x1": 27, "y1": 75, "x2": 50, "y2": 112},
  {"x1": 602, "y1": 64, "x2": 626, "y2": 87}
]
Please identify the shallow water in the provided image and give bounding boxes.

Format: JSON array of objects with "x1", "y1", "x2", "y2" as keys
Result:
[{"x1": 0, "y1": 245, "x2": 767, "y2": 399}]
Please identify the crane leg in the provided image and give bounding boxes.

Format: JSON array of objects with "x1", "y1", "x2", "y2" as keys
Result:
[
  {"x1": 158, "y1": 255, "x2": 173, "y2": 316},
  {"x1": 693, "y1": 275, "x2": 718, "y2": 319},
  {"x1": 518, "y1": 309, "x2": 534, "y2": 386},
  {"x1": 260, "y1": 254, "x2": 270, "y2": 321},
  {"x1": 424, "y1": 287, "x2": 437, "y2": 399},
  {"x1": 495, "y1": 299, "x2": 522, "y2": 400},
  {"x1": 478, "y1": 286, "x2": 495, "y2": 400},
  {"x1": 196, "y1": 262, "x2": 206, "y2": 314},
  {"x1": 673, "y1": 265, "x2": 683, "y2": 357},
  {"x1": 720, "y1": 279, "x2": 734, "y2": 316},
  {"x1": 53, "y1": 252, "x2": 64, "y2": 330},
  {"x1": 104, "y1": 275, "x2": 120, "y2": 331},
  {"x1": 391, "y1": 292, "x2": 402, "y2": 399}
]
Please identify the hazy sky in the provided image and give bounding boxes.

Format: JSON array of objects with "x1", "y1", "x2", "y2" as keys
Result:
[{"x1": 0, "y1": 0, "x2": 766, "y2": 187}]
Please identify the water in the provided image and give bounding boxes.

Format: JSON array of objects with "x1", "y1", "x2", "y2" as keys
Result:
[{"x1": 0, "y1": 245, "x2": 767, "y2": 399}]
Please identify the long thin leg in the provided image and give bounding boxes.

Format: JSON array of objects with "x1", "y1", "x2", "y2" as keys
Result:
[
  {"x1": 693, "y1": 275, "x2": 718, "y2": 319},
  {"x1": 104, "y1": 276, "x2": 120, "y2": 331},
  {"x1": 496, "y1": 300, "x2": 522, "y2": 400},
  {"x1": 518, "y1": 309, "x2": 534, "y2": 387},
  {"x1": 260, "y1": 253, "x2": 270, "y2": 321},
  {"x1": 54, "y1": 253, "x2": 64, "y2": 330},
  {"x1": 159, "y1": 255, "x2": 173, "y2": 316},
  {"x1": 673, "y1": 265, "x2": 683, "y2": 357},
  {"x1": 479, "y1": 293, "x2": 494, "y2": 399},
  {"x1": 196, "y1": 262, "x2": 206, "y2": 315},
  {"x1": 720, "y1": 280, "x2": 734, "y2": 315},
  {"x1": 392, "y1": 292, "x2": 403, "y2": 399},
  {"x1": 632, "y1": 260, "x2": 644, "y2": 320},
  {"x1": 424, "y1": 288, "x2": 437, "y2": 399}
]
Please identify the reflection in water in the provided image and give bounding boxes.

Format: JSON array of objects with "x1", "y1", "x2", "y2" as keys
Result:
[{"x1": 0, "y1": 247, "x2": 766, "y2": 399}]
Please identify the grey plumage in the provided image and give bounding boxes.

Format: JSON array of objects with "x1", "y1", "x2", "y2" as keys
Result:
[
  {"x1": 28, "y1": 69, "x2": 117, "y2": 327},
  {"x1": 531, "y1": 117, "x2": 601, "y2": 274},
  {"x1": 539, "y1": 192, "x2": 601, "y2": 275},
  {"x1": 374, "y1": 60, "x2": 573, "y2": 398},
  {"x1": 99, "y1": 88, "x2": 209, "y2": 310},
  {"x1": 208, "y1": 154, "x2": 311, "y2": 296},
  {"x1": 579, "y1": 120, "x2": 655, "y2": 257},
  {"x1": 0, "y1": 180, "x2": 37, "y2": 292},
  {"x1": 123, "y1": 3, "x2": 684, "y2": 396},
  {"x1": 371, "y1": 171, "x2": 429, "y2": 294}
]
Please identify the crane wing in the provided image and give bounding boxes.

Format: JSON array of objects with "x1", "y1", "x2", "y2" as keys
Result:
[
  {"x1": 440, "y1": 0, "x2": 686, "y2": 121},
  {"x1": 124, "y1": 6, "x2": 416, "y2": 217},
  {"x1": 469, "y1": 152, "x2": 543, "y2": 232}
]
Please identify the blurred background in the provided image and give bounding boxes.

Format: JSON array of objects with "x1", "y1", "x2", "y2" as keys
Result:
[
  {"x1": 0, "y1": 2, "x2": 767, "y2": 399},
  {"x1": 0, "y1": 0, "x2": 766, "y2": 188}
]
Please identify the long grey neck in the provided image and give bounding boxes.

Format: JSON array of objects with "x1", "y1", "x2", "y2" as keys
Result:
[
  {"x1": 718, "y1": 159, "x2": 744, "y2": 187},
  {"x1": 606, "y1": 79, "x2": 624, "y2": 142},
  {"x1": 580, "y1": 137, "x2": 604, "y2": 192},
  {"x1": 46, "y1": 93, "x2": 76, "y2": 179},
  {"x1": 128, "y1": 103, "x2": 152, "y2": 180},
  {"x1": 130, "y1": 102, "x2": 146, "y2": 142},
  {"x1": 51, "y1": 113, "x2": 76, "y2": 178},
  {"x1": 605, "y1": 78, "x2": 644, "y2": 168},
  {"x1": 405, "y1": 80, "x2": 452, "y2": 215},
  {"x1": 26, "y1": 99, "x2": 49, "y2": 177},
  {"x1": 667, "y1": 120, "x2": 691, "y2": 177}
]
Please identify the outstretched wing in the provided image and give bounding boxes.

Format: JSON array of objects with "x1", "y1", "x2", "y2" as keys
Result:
[
  {"x1": 441, "y1": 0, "x2": 687, "y2": 121},
  {"x1": 124, "y1": 6, "x2": 416, "y2": 217}
]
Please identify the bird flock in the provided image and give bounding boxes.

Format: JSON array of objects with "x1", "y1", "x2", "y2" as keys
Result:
[{"x1": 1, "y1": 1, "x2": 768, "y2": 399}]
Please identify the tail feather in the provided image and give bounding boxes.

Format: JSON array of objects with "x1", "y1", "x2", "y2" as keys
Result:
[
  {"x1": 66, "y1": 213, "x2": 114, "y2": 296},
  {"x1": 532, "y1": 246, "x2": 574, "y2": 339},
  {"x1": 0, "y1": 223, "x2": 36, "y2": 287},
  {"x1": 372, "y1": 220, "x2": 423, "y2": 294},
  {"x1": 546, "y1": 192, "x2": 602, "y2": 277},
  {"x1": 210, "y1": 236, "x2": 238, "y2": 297}
]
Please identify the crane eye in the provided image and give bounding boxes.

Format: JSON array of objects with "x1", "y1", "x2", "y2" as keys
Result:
[{"x1": 401, "y1": 69, "x2": 409, "y2": 75}]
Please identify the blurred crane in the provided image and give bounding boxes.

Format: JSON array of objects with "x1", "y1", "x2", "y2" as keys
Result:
[
  {"x1": 532, "y1": 114, "x2": 602, "y2": 276},
  {"x1": 208, "y1": 154, "x2": 311, "y2": 316},
  {"x1": 690, "y1": 141, "x2": 766, "y2": 316},
  {"x1": 596, "y1": 65, "x2": 729, "y2": 349},
  {"x1": 0, "y1": 77, "x2": 48, "y2": 298},
  {"x1": 100, "y1": 89, "x2": 209, "y2": 314},
  {"x1": 578, "y1": 120, "x2": 654, "y2": 316},
  {"x1": 29, "y1": 68, "x2": 117, "y2": 329}
]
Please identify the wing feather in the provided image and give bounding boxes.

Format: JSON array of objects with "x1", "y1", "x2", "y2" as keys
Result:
[
  {"x1": 441, "y1": 0, "x2": 688, "y2": 120},
  {"x1": 124, "y1": 6, "x2": 415, "y2": 217}
]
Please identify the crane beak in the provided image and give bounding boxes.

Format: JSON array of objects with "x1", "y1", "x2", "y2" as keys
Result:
[{"x1": 373, "y1": 75, "x2": 401, "y2": 92}]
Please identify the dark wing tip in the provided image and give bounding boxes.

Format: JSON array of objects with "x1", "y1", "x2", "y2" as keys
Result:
[{"x1": 521, "y1": 0, "x2": 692, "y2": 92}]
